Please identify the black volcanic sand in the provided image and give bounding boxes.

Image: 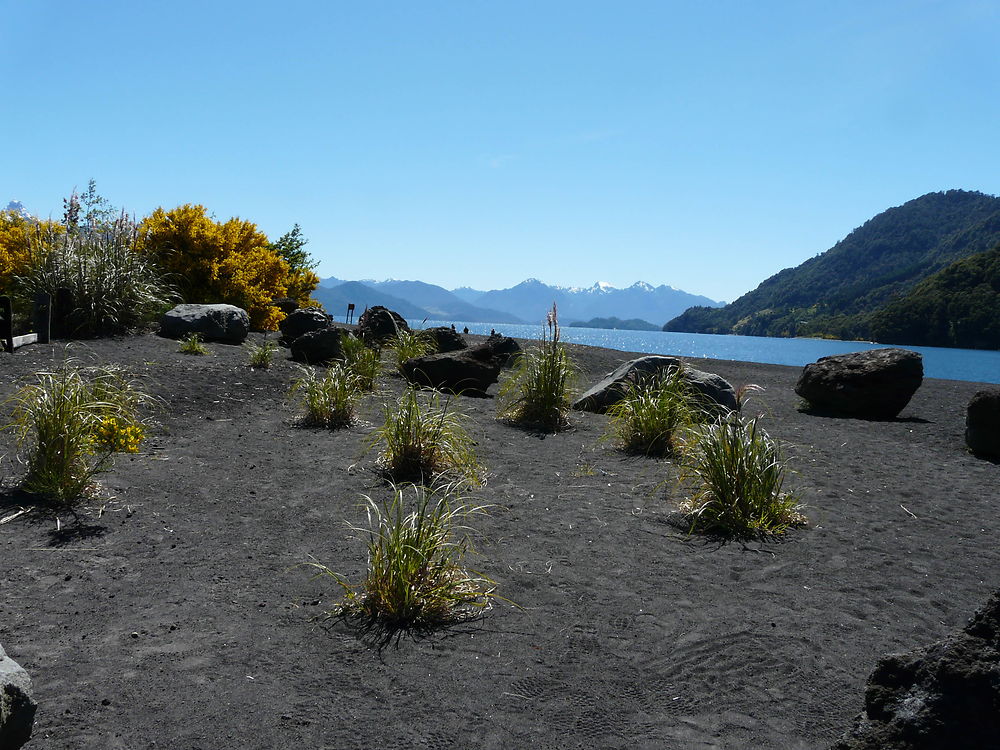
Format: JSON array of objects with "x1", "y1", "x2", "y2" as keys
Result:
[{"x1": 1, "y1": 333, "x2": 996, "y2": 749}]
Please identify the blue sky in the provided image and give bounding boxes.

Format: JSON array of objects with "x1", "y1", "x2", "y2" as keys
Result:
[{"x1": 3, "y1": 1, "x2": 999, "y2": 302}]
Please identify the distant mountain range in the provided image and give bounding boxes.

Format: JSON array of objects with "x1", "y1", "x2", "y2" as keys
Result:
[
  {"x1": 314, "y1": 277, "x2": 723, "y2": 326},
  {"x1": 665, "y1": 189, "x2": 1000, "y2": 347}
]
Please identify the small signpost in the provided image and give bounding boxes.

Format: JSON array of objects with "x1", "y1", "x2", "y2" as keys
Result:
[{"x1": 346, "y1": 303, "x2": 355, "y2": 325}]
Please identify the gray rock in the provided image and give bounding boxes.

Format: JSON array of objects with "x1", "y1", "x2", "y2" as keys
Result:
[
  {"x1": 572, "y1": 355, "x2": 737, "y2": 414},
  {"x1": 966, "y1": 388, "x2": 1000, "y2": 458},
  {"x1": 279, "y1": 306, "x2": 331, "y2": 345},
  {"x1": 401, "y1": 345, "x2": 501, "y2": 396},
  {"x1": 357, "y1": 306, "x2": 408, "y2": 346},
  {"x1": 0, "y1": 643, "x2": 36, "y2": 750},
  {"x1": 483, "y1": 333, "x2": 522, "y2": 367},
  {"x1": 795, "y1": 348, "x2": 923, "y2": 419},
  {"x1": 423, "y1": 326, "x2": 467, "y2": 353},
  {"x1": 290, "y1": 327, "x2": 346, "y2": 365},
  {"x1": 159, "y1": 303, "x2": 250, "y2": 344},
  {"x1": 833, "y1": 590, "x2": 1000, "y2": 750}
]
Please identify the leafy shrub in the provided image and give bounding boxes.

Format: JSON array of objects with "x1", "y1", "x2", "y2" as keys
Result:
[
  {"x1": 498, "y1": 304, "x2": 575, "y2": 431},
  {"x1": 606, "y1": 368, "x2": 701, "y2": 456},
  {"x1": 3, "y1": 363, "x2": 151, "y2": 503},
  {"x1": 290, "y1": 364, "x2": 363, "y2": 428},
  {"x1": 341, "y1": 333, "x2": 381, "y2": 390},
  {"x1": 306, "y1": 485, "x2": 496, "y2": 631},
  {"x1": 140, "y1": 204, "x2": 319, "y2": 330},
  {"x1": 245, "y1": 339, "x2": 278, "y2": 369},
  {"x1": 678, "y1": 411, "x2": 802, "y2": 538},
  {"x1": 0, "y1": 211, "x2": 64, "y2": 296},
  {"x1": 387, "y1": 329, "x2": 435, "y2": 374},
  {"x1": 178, "y1": 333, "x2": 210, "y2": 355},
  {"x1": 367, "y1": 387, "x2": 481, "y2": 485}
]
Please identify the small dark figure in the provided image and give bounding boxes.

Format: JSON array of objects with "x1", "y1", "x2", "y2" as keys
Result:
[
  {"x1": 490, "y1": 328, "x2": 495, "y2": 336},
  {"x1": 463, "y1": 326, "x2": 469, "y2": 334},
  {"x1": 451, "y1": 324, "x2": 456, "y2": 331}
]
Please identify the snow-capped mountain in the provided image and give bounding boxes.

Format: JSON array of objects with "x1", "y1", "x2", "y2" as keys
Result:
[{"x1": 5, "y1": 200, "x2": 32, "y2": 220}]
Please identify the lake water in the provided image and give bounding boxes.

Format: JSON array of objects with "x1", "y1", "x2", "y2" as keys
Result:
[{"x1": 409, "y1": 319, "x2": 1000, "y2": 385}]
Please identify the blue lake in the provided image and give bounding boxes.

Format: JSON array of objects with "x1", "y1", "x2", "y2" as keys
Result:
[{"x1": 408, "y1": 319, "x2": 1000, "y2": 385}]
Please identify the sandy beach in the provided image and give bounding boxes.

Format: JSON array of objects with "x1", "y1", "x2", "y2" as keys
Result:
[{"x1": 1, "y1": 332, "x2": 996, "y2": 749}]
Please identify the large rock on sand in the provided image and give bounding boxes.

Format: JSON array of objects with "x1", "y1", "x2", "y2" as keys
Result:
[
  {"x1": 401, "y1": 345, "x2": 501, "y2": 396},
  {"x1": 966, "y1": 388, "x2": 1000, "y2": 458},
  {"x1": 159, "y1": 303, "x2": 250, "y2": 344},
  {"x1": 279, "y1": 306, "x2": 331, "y2": 345},
  {"x1": 572, "y1": 355, "x2": 737, "y2": 414},
  {"x1": 357, "y1": 306, "x2": 408, "y2": 346},
  {"x1": 290, "y1": 327, "x2": 345, "y2": 365},
  {"x1": 832, "y1": 589, "x2": 1000, "y2": 750},
  {"x1": 0, "y1": 643, "x2": 36, "y2": 749},
  {"x1": 795, "y1": 348, "x2": 922, "y2": 419},
  {"x1": 423, "y1": 326, "x2": 467, "y2": 353},
  {"x1": 483, "y1": 333, "x2": 521, "y2": 367}
]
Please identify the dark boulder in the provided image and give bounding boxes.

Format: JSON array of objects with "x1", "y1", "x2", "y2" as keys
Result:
[
  {"x1": 795, "y1": 348, "x2": 923, "y2": 419},
  {"x1": 833, "y1": 590, "x2": 1000, "y2": 750},
  {"x1": 423, "y1": 326, "x2": 467, "y2": 353},
  {"x1": 966, "y1": 388, "x2": 1000, "y2": 458},
  {"x1": 357, "y1": 306, "x2": 408, "y2": 346},
  {"x1": 279, "y1": 306, "x2": 331, "y2": 345},
  {"x1": 290, "y1": 327, "x2": 345, "y2": 365},
  {"x1": 482, "y1": 333, "x2": 522, "y2": 367},
  {"x1": 0, "y1": 642, "x2": 35, "y2": 750},
  {"x1": 401, "y1": 345, "x2": 501, "y2": 396},
  {"x1": 159, "y1": 303, "x2": 250, "y2": 344},
  {"x1": 271, "y1": 297, "x2": 299, "y2": 315},
  {"x1": 572, "y1": 355, "x2": 737, "y2": 414}
]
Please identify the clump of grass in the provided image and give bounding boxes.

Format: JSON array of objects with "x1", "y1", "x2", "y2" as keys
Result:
[
  {"x1": 305, "y1": 485, "x2": 496, "y2": 632},
  {"x1": 341, "y1": 333, "x2": 381, "y2": 391},
  {"x1": 387, "y1": 329, "x2": 436, "y2": 374},
  {"x1": 605, "y1": 368, "x2": 702, "y2": 457},
  {"x1": 498, "y1": 304, "x2": 575, "y2": 431},
  {"x1": 245, "y1": 339, "x2": 278, "y2": 369},
  {"x1": 678, "y1": 409, "x2": 803, "y2": 538},
  {"x1": 367, "y1": 387, "x2": 482, "y2": 485},
  {"x1": 290, "y1": 364, "x2": 363, "y2": 428},
  {"x1": 3, "y1": 363, "x2": 152, "y2": 503},
  {"x1": 178, "y1": 333, "x2": 210, "y2": 355}
]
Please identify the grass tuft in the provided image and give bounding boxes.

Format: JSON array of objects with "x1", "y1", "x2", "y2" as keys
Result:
[
  {"x1": 178, "y1": 333, "x2": 210, "y2": 355},
  {"x1": 3, "y1": 362, "x2": 152, "y2": 504},
  {"x1": 498, "y1": 303, "x2": 576, "y2": 431},
  {"x1": 305, "y1": 484, "x2": 496, "y2": 632},
  {"x1": 367, "y1": 387, "x2": 482, "y2": 485},
  {"x1": 245, "y1": 339, "x2": 278, "y2": 369},
  {"x1": 678, "y1": 410, "x2": 803, "y2": 538},
  {"x1": 289, "y1": 364, "x2": 363, "y2": 428},
  {"x1": 605, "y1": 367, "x2": 702, "y2": 456},
  {"x1": 340, "y1": 333, "x2": 381, "y2": 391},
  {"x1": 387, "y1": 329, "x2": 436, "y2": 374}
]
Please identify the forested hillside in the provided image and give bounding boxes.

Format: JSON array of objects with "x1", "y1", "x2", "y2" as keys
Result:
[{"x1": 665, "y1": 190, "x2": 1000, "y2": 343}]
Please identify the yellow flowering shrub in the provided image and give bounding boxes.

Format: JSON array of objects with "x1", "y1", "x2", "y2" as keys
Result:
[
  {"x1": 0, "y1": 211, "x2": 63, "y2": 294},
  {"x1": 139, "y1": 205, "x2": 318, "y2": 330},
  {"x1": 94, "y1": 416, "x2": 145, "y2": 453}
]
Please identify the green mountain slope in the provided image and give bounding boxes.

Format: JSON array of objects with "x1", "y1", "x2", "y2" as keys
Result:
[
  {"x1": 664, "y1": 190, "x2": 1000, "y2": 341},
  {"x1": 867, "y1": 243, "x2": 1000, "y2": 350}
]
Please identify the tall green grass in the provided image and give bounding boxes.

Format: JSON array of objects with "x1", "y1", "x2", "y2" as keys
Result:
[
  {"x1": 498, "y1": 304, "x2": 575, "y2": 431},
  {"x1": 679, "y1": 410, "x2": 802, "y2": 538},
  {"x1": 605, "y1": 368, "x2": 701, "y2": 456},
  {"x1": 4, "y1": 363, "x2": 152, "y2": 503},
  {"x1": 340, "y1": 333, "x2": 381, "y2": 391},
  {"x1": 17, "y1": 212, "x2": 173, "y2": 336},
  {"x1": 368, "y1": 387, "x2": 482, "y2": 485},
  {"x1": 290, "y1": 364, "x2": 363, "y2": 428},
  {"x1": 305, "y1": 485, "x2": 496, "y2": 631},
  {"x1": 387, "y1": 329, "x2": 435, "y2": 374}
]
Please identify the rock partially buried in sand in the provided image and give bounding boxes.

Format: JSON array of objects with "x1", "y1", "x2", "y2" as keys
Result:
[
  {"x1": 159, "y1": 303, "x2": 250, "y2": 344},
  {"x1": 0, "y1": 642, "x2": 36, "y2": 749},
  {"x1": 572, "y1": 355, "x2": 737, "y2": 414},
  {"x1": 357, "y1": 306, "x2": 408, "y2": 346},
  {"x1": 401, "y1": 344, "x2": 501, "y2": 396},
  {"x1": 795, "y1": 348, "x2": 922, "y2": 419},
  {"x1": 423, "y1": 326, "x2": 467, "y2": 353},
  {"x1": 966, "y1": 388, "x2": 1000, "y2": 459},
  {"x1": 278, "y1": 306, "x2": 331, "y2": 345},
  {"x1": 290, "y1": 327, "x2": 346, "y2": 365},
  {"x1": 832, "y1": 589, "x2": 1000, "y2": 750}
]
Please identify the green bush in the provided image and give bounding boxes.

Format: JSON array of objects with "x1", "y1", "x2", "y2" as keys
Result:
[
  {"x1": 4, "y1": 363, "x2": 151, "y2": 503},
  {"x1": 678, "y1": 411, "x2": 802, "y2": 538},
  {"x1": 498, "y1": 304, "x2": 575, "y2": 431},
  {"x1": 606, "y1": 368, "x2": 701, "y2": 456},
  {"x1": 367, "y1": 387, "x2": 481, "y2": 485},
  {"x1": 305, "y1": 485, "x2": 496, "y2": 631},
  {"x1": 290, "y1": 364, "x2": 363, "y2": 428}
]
